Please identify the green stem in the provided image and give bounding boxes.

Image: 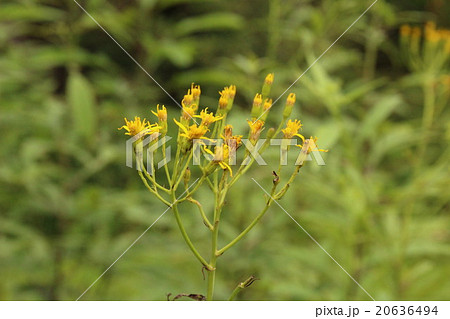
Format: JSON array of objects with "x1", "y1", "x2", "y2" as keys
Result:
[
  {"x1": 177, "y1": 175, "x2": 207, "y2": 203},
  {"x1": 187, "y1": 197, "x2": 213, "y2": 230},
  {"x1": 229, "y1": 119, "x2": 286, "y2": 188},
  {"x1": 218, "y1": 179, "x2": 276, "y2": 256},
  {"x1": 417, "y1": 76, "x2": 435, "y2": 167},
  {"x1": 161, "y1": 142, "x2": 172, "y2": 185},
  {"x1": 228, "y1": 276, "x2": 258, "y2": 301},
  {"x1": 206, "y1": 172, "x2": 229, "y2": 300},
  {"x1": 228, "y1": 285, "x2": 242, "y2": 301},
  {"x1": 173, "y1": 151, "x2": 193, "y2": 191},
  {"x1": 137, "y1": 151, "x2": 170, "y2": 193},
  {"x1": 217, "y1": 202, "x2": 271, "y2": 256},
  {"x1": 170, "y1": 145, "x2": 182, "y2": 187},
  {"x1": 206, "y1": 221, "x2": 219, "y2": 300},
  {"x1": 137, "y1": 170, "x2": 171, "y2": 206},
  {"x1": 171, "y1": 192, "x2": 213, "y2": 271}
]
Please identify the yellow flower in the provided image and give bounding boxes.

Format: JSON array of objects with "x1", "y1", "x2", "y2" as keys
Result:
[
  {"x1": 203, "y1": 144, "x2": 233, "y2": 175},
  {"x1": 195, "y1": 108, "x2": 223, "y2": 126},
  {"x1": 400, "y1": 24, "x2": 411, "y2": 38},
  {"x1": 218, "y1": 92, "x2": 229, "y2": 109},
  {"x1": 425, "y1": 21, "x2": 440, "y2": 42},
  {"x1": 411, "y1": 26, "x2": 421, "y2": 39},
  {"x1": 263, "y1": 98, "x2": 272, "y2": 111},
  {"x1": 265, "y1": 73, "x2": 274, "y2": 85},
  {"x1": 182, "y1": 91, "x2": 196, "y2": 110},
  {"x1": 296, "y1": 136, "x2": 328, "y2": 154},
  {"x1": 220, "y1": 85, "x2": 236, "y2": 100},
  {"x1": 151, "y1": 104, "x2": 167, "y2": 122},
  {"x1": 191, "y1": 83, "x2": 201, "y2": 101},
  {"x1": 118, "y1": 117, "x2": 160, "y2": 136},
  {"x1": 286, "y1": 93, "x2": 296, "y2": 106},
  {"x1": 228, "y1": 85, "x2": 237, "y2": 99},
  {"x1": 251, "y1": 93, "x2": 263, "y2": 118},
  {"x1": 253, "y1": 93, "x2": 263, "y2": 108},
  {"x1": 218, "y1": 85, "x2": 236, "y2": 109},
  {"x1": 181, "y1": 103, "x2": 196, "y2": 120},
  {"x1": 174, "y1": 119, "x2": 208, "y2": 140},
  {"x1": 247, "y1": 119, "x2": 265, "y2": 142},
  {"x1": 222, "y1": 124, "x2": 242, "y2": 150},
  {"x1": 282, "y1": 119, "x2": 305, "y2": 141},
  {"x1": 283, "y1": 93, "x2": 296, "y2": 119}
]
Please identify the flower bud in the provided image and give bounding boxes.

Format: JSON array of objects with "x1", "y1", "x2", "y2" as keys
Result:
[
  {"x1": 219, "y1": 94, "x2": 228, "y2": 109},
  {"x1": 182, "y1": 92, "x2": 194, "y2": 108},
  {"x1": 260, "y1": 98, "x2": 272, "y2": 121},
  {"x1": 191, "y1": 83, "x2": 201, "y2": 105},
  {"x1": 283, "y1": 93, "x2": 296, "y2": 119},
  {"x1": 251, "y1": 93, "x2": 263, "y2": 118},
  {"x1": 262, "y1": 73, "x2": 274, "y2": 98},
  {"x1": 265, "y1": 127, "x2": 276, "y2": 139}
]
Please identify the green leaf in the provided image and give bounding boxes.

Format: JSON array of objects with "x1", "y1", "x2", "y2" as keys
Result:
[
  {"x1": 173, "y1": 13, "x2": 244, "y2": 37},
  {"x1": 67, "y1": 71, "x2": 96, "y2": 142},
  {"x1": 0, "y1": 3, "x2": 63, "y2": 22},
  {"x1": 359, "y1": 94, "x2": 402, "y2": 141}
]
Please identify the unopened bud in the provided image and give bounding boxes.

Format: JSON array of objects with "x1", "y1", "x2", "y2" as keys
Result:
[
  {"x1": 191, "y1": 83, "x2": 201, "y2": 104},
  {"x1": 262, "y1": 73, "x2": 274, "y2": 98},
  {"x1": 251, "y1": 93, "x2": 263, "y2": 118},
  {"x1": 182, "y1": 92, "x2": 194, "y2": 109},
  {"x1": 266, "y1": 127, "x2": 276, "y2": 139},
  {"x1": 219, "y1": 95, "x2": 228, "y2": 109},
  {"x1": 260, "y1": 98, "x2": 272, "y2": 121},
  {"x1": 283, "y1": 93, "x2": 296, "y2": 119}
]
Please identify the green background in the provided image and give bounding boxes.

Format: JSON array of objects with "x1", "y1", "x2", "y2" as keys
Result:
[{"x1": 0, "y1": 0, "x2": 449, "y2": 300}]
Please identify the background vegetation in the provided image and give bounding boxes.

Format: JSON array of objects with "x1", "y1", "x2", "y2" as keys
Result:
[{"x1": 0, "y1": 0, "x2": 449, "y2": 300}]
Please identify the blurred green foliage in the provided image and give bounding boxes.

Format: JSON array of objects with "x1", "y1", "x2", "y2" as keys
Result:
[{"x1": 0, "y1": 0, "x2": 449, "y2": 300}]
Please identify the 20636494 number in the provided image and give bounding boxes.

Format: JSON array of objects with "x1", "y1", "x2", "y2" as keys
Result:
[{"x1": 376, "y1": 306, "x2": 438, "y2": 316}]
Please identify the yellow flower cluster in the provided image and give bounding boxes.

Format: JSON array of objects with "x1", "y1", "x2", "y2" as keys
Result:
[
  {"x1": 119, "y1": 74, "x2": 327, "y2": 176},
  {"x1": 282, "y1": 119, "x2": 304, "y2": 141},
  {"x1": 401, "y1": 22, "x2": 450, "y2": 49},
  {"x1": 400, "y1": 21, "x2": 450, "y2": 72},
  {"x1": 118, "y1": 116, "x2": 161, "y2": 137},
  {"x1": 118, "y1": 75, "x2": 329, "y2": 301}
]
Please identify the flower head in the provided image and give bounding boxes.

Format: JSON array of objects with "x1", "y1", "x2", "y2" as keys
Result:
[
  {"x1": 296, "y1": 136, "x2": 328, "y2": 154},
  {"x1": 191, "y1": 83, "x2": 201, "y2": 101},
  {"x1": 174, "y1": 119, "x2": 208, "y2": 140},
  {"x1": 265, "y1": 73, "x2": 274, "y2": 85},
  {"x1": 286, "y1": 93, "x2": 296, "y2": 106},
  {"x1": 263, "y1": 98, "x2": 272, "y2": 112},
  {"x1": 118, "y1": 117, "x2": 160, "y2": 136},
  {"x1": 247, "y1": 119, "x2": 265, "y2": 142},
  {"x1": 222, "y1": 124, "x2": 242, "y2": 150},
  {"x1": 218, "y1": 85, "x2": 236, "y2": 109},
  {"x1": 182, "y1": 91, "x2": 196, "y2": 111},
  {"x1": 220, "y1": 85, "x2": 236, "y2": 100},
  {"x1": 251, "y1": 93, "x2": 263, "y2": 118},
  {"x1": 152, "y1": 104, "x2": 167, "y2": 122},
  {"x1": 253, "y1": 93, "x2": 263, "y2": 107},
  {"x1": 400, "y1": 24, "x2": 411, "y2": 37},
  {"x1": 283, "y1": 93, "x2": 296, "y2": 119},
  {"x1": 204, "y1": 144, "x2": 233, "y2": 175},
  {"x1": 282, "y1": 119, "x2": 305, "y2": 141},
  {"x1": 181, "y1": 103, "x2": 197, "y2": 120},
  {"x1": 195, "y1": 108, "x2": 223, "y2": 126}
]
